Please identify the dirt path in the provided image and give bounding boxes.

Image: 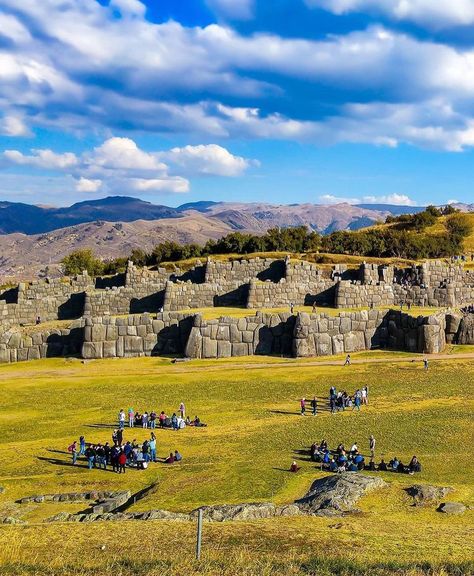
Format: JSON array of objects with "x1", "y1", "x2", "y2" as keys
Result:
[{"x1": 168, "y1": 351, "x2": 474, "y2": 373}]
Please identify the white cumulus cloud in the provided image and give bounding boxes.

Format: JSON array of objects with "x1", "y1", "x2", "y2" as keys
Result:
[
  {"x1": 3, "y1": 148, "x2": 78, "y2": 169},
  {"x1": 75, "y1": 177, "x2": 102, "y2": 193},
  {"x1": 306, "y1": 0, "x2": 474, "y2": 28},
  {"x1": 1, "y1": 137, "x2": 256, "y2": 197},
  {"x1": 161, "y1": 144, "x2": 257, "y2": 177},
  {"x1": 319, "y1": 193, "x2": 416, "y2": 205}
]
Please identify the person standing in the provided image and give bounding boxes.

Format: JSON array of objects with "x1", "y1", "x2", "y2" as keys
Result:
[
  {"x1": 118, "y1": 450, "x2": 127, "y2": 474},
  {"x1": 149, "y1": 436, "x2": 157, "y2": 462},
  {"x1": 344, "y1": 354, "x2": 351, "y2": 366},
  {"x1": 79, "y1": 435, "x2": 86, "y2": 456},
  {"x1": 85, "y1": 445, "x2": 95, "y2": 470},
  {"x1": 118, "y1": 409, "x2": 125, "y2": 430},
  {"x1": 361, "y1": 386, "x2": 368, "y2": 405},
  {"x1": 128, "y1": 407, "x2": 135, "y2": 428},
  {"x1": 179, "y1": 402, "x2": 185, "y2": 419},
  {"x1": 142, "y1": 411, "x2": 148, "y2": 429},
  {"x1": 300, "y1": 397, "x2": 306, "y2": 416},
  {"x1": 369, "y1": 435, "x2": 376, "y2": 459},
  {"x1": 68, "y1": 440, "x2": 77, "y2": 465},
  {"x1": 423, "y1": 358, "x2": 429, "y2": 371},
  {"x1": 353, "y1": 390, "x2": 361, "y2": 411},
  {"x1": 310, "y1": 396, "x2": 317, "y2": 416},
  {"x1": 96, "y1": 444, "x2": 107, "y2": 470}
]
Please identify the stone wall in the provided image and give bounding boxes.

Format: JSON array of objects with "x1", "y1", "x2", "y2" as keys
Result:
[
  {"x1": 0, "y1": 273, "x2": 92, "y2": 327},
  {"x1": 184, "y1": 312, "x2": 296, "y2": 358},
  {"x1": 335, "y1": 281, "x2": 395, "y2": 308},
  {"x1": 82, "y1": 312, "x2": 195, "y2": 359},
  {"x1": 247, "y1": 278, "x2": 337, "y2": 308},
  {"x1": 1, "y1": 257, "x2": 473, "y2": 337},
  {"x1": 293, "y1": 310, "x2": 446, "y2": 356},
  {"x1": 0, "y1": 319, "x2": 85, "y2": 363},
  {"x1": 205, "y1": 258, "x2": 285, "y2": 284},
  {"x1": 162, "y1": 280, "x2": 249, "y2": 310}
]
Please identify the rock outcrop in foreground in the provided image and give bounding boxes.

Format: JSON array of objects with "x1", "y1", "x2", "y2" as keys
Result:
[
  {"x1": 295, "y1": 474, "x2": 387, "y2": 516},
  {"x1": 40, "y1": 473, "x2": 387, "y2": 524}
]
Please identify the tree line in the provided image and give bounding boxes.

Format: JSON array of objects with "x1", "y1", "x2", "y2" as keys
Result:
[{"x1": 61, "y1": 209, "x2": 473, "y2": 276}]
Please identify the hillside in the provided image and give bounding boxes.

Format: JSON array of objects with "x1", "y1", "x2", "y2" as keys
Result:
[
  {"x1": 0, "y1": 196, "x2": 427, "y2": 235},
  {"x1": 0, "y1": 215, "x2": 234, "y2": 280}
]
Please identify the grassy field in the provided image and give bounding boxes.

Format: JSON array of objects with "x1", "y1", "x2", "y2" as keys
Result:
[{"x1": 0, "y1": 352, "x2": 473, "y2": 575}]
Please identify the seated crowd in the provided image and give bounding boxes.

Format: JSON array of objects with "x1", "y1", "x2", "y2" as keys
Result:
[
  {"x1": 461, "y1": 304, "x2": 474, "y2": 314},
  {"x1": 68, "y1": 432, "x2": 183, "y2": 472},
  {"x1": 118, "y1": 405, "x2": 206, "y2": 430},
  {"x1": 304, "y1": 439, "x2": 422, "y2": 475}
]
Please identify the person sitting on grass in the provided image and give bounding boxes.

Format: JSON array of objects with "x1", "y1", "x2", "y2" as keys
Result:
[
  {"x1": 337, "y1": 452, "x2": 348, "y2": 467},
  {"x1": 136, "y1": 450, "x2": 145, "y2": 469},
  {"x1": 348, "y1": 461, "x2": 359, "y2": 472},
  {"x1": 366, "y1": 459, "x2": 376, "y2": 471},
  {"x1": 353, "y1": 453, "x2": 365, "y2": 470},
  {"x1": 193, "y1": 416, "x2": 207, "y2": 427},
  {"x1": 290, "y1": 460, "x2": 300, "y2": 472},
  {"x1": 378, "y1": 459, "x2": 388, "y2": 471},
  {"x1": 389, "y1": 457, "x2": 399, "y2": 471},
  {"x1": 322, "y1": 450, "x2": 331, "y2": 466},
  {"x1": 397, "y1": 460, "x2": 407, "y2": 474},
  {"x1": 319, "y1": 439, "x2": 328, "y2": 452},
  {"x1": 329, "y1": 457, "x2": 338, "y2": 472},
  {"x1": 174, "y1": 450, "x2": 182, "y2": 462},
  {"x1": 408, "y1": 456, "x2": 422, "y2": 474},
  {"x1": 165, "y1": 452, "x2": 175, "y2": 464}
]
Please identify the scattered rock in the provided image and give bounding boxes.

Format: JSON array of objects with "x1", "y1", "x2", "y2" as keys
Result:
[
  {"x1": 46, "y1": 512, "x2": 73, "y2": 522},
  {"x1": 1, "y1": 516, "x2": 25, "y2": 524},
  {"x1": 437, "y1": 502, "x2": 467, "y2": 515},
  {"x1": 191, "y1": 502, "x2": 277, "y2": 522},
  {"x1": 295, "y1": 473, "x2": 387, "y2": 515},
  {"x1": 406, "y1": 484, "x2": 453, "y2": 505}
]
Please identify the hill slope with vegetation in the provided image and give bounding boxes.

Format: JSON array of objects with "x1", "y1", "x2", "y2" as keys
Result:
[{"x1": 61, "y1": 207, "x2": 474, "y2": 277}]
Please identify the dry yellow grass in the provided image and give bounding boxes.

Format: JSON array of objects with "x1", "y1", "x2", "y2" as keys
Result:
[{"x1": 0, "y1": 353, "x2": 473, "y2": 575}]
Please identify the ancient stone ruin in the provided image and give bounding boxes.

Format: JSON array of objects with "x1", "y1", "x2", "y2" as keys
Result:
[{"x1": 0, "y1": 257, "x2": 473, "y2": 363}]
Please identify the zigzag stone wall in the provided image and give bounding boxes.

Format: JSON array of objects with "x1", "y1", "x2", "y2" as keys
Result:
[
  {"x1": 0, "y1": 319, "x2": 85, "y2": 363},
  {"x1": 293, "y1": 310, "x2": 447, "y2": 356},
  {"x1": 82, "y1": 312, "x2": 195, "y2": 359}
]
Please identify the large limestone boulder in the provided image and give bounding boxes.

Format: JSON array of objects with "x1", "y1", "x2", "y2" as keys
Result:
[
  {"x1": 406, "y1": 484, "x2": 453, "y2": 505},
  {"x1": 295, "y1": 474, "x2": 387, "y2": 515},
  {"x1": 437, "y1": 502, "x2": 467, "y2": 515},
  {"x1": 457, "y1": 315, "x2": 474, "y2": 345},
  {"x1": 184, "y1": 327, "x2": 202, "y2": 358}
]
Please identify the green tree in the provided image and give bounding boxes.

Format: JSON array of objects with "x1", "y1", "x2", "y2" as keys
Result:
[
  {"x1": 446, "y1": 213, "x2": 473, "y2": 240},
  {"x1": 61, "y1": 249, "x2": 104, "y2": 276}
]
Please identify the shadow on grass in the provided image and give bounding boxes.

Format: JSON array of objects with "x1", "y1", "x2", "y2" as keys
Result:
[{"x1": 37, "y1": 456, "x2": 116, "y2": 473}]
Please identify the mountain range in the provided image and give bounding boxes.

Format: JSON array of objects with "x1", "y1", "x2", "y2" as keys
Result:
[
  {"x1": 0, "y1": 196, "x2": 471, "y2": 280},
  {"x1": 0, "y1": 195, "x2": 426, "y2": 235}
]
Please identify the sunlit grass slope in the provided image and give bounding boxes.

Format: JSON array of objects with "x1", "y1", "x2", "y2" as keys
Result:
[{"x1": 0, "y1": 353, "x2": 472, "y2": 574}]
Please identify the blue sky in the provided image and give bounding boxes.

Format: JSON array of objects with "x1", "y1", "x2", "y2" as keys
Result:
[{"x1": 1, "y1": 0, "x2": 474, "y2": 207}]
